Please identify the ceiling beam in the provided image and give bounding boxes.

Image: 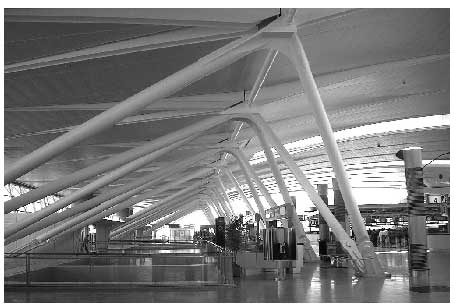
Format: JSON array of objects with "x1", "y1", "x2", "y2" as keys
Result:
[
  {"x1": 5, "y1": 109, "x2": 220, "y2": 140},
  {"x1": 5, "y1": 52, "x2": 447, "y2": 112},
  {"x1": 5, "y1": 27, "x2": 255, "y2": 73},
  {"x1": 4, "y1": 8, "x2": 257, "y2": 30}
]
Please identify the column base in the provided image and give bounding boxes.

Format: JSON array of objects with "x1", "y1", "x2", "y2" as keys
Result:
[
  {"x1": 409, "y1": 269, "x2": 430, "y2": 292},
  {"x1": 357, "y1": 240, "x2": 385, "y2": 277}
]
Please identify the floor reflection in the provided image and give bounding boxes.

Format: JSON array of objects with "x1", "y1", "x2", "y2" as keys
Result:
[{"x1": 4, "y1": 249, "x2": 449, "y2": 302}]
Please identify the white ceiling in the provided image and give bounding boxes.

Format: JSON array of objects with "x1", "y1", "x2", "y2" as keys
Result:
[{"x1": 4, "y1": 8, "x2": 450, "y2": 216}]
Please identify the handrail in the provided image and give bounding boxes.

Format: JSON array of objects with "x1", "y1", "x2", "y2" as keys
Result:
[
  {"x1": 200, "y1": 240, "x2": 233, "y2": 254},
  {"x1": 4, "y1": 252, "x2": 157, "y2": 258}
]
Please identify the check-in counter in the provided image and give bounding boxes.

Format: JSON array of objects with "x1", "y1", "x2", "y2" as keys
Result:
[{"x1": 427, "y1": 233, "x2": 449, "y2": 251}]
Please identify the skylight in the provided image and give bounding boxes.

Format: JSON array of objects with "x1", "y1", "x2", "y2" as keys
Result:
[{"x1": 250, "y1": 114, "x2": 450, "y2": 165}]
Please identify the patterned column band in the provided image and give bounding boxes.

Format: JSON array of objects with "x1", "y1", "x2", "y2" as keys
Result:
[
  {"x1": 405, "y1": 167, "x2": 426, "y2": 216},
  {"x1": 409, "y1": 243, "x2": 428, "y2": 270}
]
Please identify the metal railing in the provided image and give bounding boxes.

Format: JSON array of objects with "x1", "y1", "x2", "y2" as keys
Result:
[
  {"x1": 198, "y1": 240, "x2": 234, "y2": 284},
  {"x1": 4, "y1": 250, "x2": 231, "y2": 287}
]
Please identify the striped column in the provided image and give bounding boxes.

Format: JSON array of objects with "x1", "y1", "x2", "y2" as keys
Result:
[
  {"x1": 401, "y1": 148, "x2": 430, "y2": 292},
  {"x1": 332, "y1": 178, "x2": 349, "y2": 254},
  {"x1": 317, "y1": 184, "x2": 329, "y2": 257}
]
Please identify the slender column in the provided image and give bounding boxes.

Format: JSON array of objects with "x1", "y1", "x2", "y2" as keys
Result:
[
  {"x1": 114, "y1": 202, "x2": 196, "y2": 239},
  {"x1": 205, "y1": 199, "x2": 220, "y2": 217},
  {"x1": 251, "y1": 114, "x2": 370, "y2": 274},
  {"x1": 401, "y1": 148, "x2": 430, "y2": 291},
  {"x1": 247, "y1": 122, "x2": 317, "y2": 261},
  {"x1": 289, "y1": 35, "x2": 382, "y2": 275},
  {"x1": 201, "y1": 204, "x2": 216, "y2": 225},
  {"x1": 36, "y1": 169, "x2": 209, "y2": 243},
  {"x1": 237, "y1": 166, "x2": 265, "y2": 217},
  {"x1": 25, "y1": 180, "x2": 207, "y2": 252},
  {"x1": 5, "y1": 195, "x2": 93, "y2": 244},
  {"x1": 150, "y1": 206, "x2": 195, "y2": 232},
  {"x1": 332, "y1": 179, "x2": 349, "y2": 231},
  {"x1": 235, "y1": 167, "x2": 266, "y2": 229},
  {"x1": 5, "y1": 114, "x2": 228, "y2": 213},
  {"x1": 211, "y1": 189, "x2": 230, "y2": 223},
  {"x1": 215, "y1": 177, "x2": 236, "y2": 215},
  {"x1": 317, "y1": 184, "x2": 330, "y2": 257},
  {"x1": 5, "y1": 151, "x2": 215, "y2": 238},
  {"x1": 332, "y1": 178, "x2": 349, "y2": 254},
  {"x1": 124, "y1": 170, "x2": 211, "y2": 222},
  {"x1": 111, "y1": 191, "x2": 200, "y2": 235},
  {"x1": 111, "y1": 196, "x2": 200, "y2": 238},
  {"x1": 232, "y1": 148, "x2": 277, "y2": 209},
  {"x1": 114, "y1": 196, "x2": 199, "y2": 236},
  {"x1": 209, "y1": 191, "x2": 226, "y2": 217},
  {"x1": 5, "y1": 32, "x2": 265, "y2": 183},
  {"x1": 223, "y1": 168, "x2": 255, "y2": 215},
  {"x1": 213, "y1": 187, "x2": 234, "y2": 219},
  {"x1": 5, "y1": 136, "x2": 192, "y2": 216},
  {"x1": 252, "y1": 127, "x2": 293, "y2": 204},
  {"x1": 226, "y1": 49, "x2": 278, "y2": 152}
]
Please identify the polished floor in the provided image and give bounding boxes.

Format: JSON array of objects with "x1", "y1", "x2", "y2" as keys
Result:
[{"x1": 4, "y1": 247, "x2": 450, "y2": 303}]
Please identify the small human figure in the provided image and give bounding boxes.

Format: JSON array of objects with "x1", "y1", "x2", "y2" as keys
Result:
[{"x1": 82, "y1": 235, "x2": 90, "y2": 254}]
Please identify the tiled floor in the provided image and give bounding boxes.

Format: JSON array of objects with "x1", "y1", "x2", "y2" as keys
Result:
[{"x1": 4, "y1": 249, "x2": 450, "y2": 302}]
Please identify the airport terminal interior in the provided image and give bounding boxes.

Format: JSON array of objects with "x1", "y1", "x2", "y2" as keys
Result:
[{"x1": 2, "y1": 7, "x2": 451, "y2": 303}]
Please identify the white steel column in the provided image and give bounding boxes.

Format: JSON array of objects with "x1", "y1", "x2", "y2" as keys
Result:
[
  {"x1": 113, "y1": 200, "x2": 198, "y2": 239},
  {"x1": 5, "y1": 31, "x2": 266, "y2": 184},
  {"x1": 246, "y1": 122, "x2": 317, "y2": 261},
  {"x1": 205, "y1": 199, "x2": 221, "y2": 217},
  {"x1": 252, "y1": 126, "x2": 292, "y2": 204},
  {"x1": 201, "y1": 204, "x2": 216, "y2": 225},
  {"x1": 233, "y1": 161, "x2": 266, "y2": 226},
  {"x1": 289, "y1": 34, "x2": 382, "y2": 275},
  {"x1": 111, "y1": 195, "x2": 201, "y2": 238},
  {"x1": 4, "y1": 137, "x2": 193, "y2": 229},
  {"x1": 223, "y1": 168, "x2": 255, "y2": 215},
  {"x1": 251, "y1": 114, "x2": 368, "y2": 274},
  {"x1": 215, "y1": 176, "x2": 236, "y2": 215},
  {"x1": 5, "y1": 114, "x2": 231, "y2": 213},
  {"x1": 210, "y1": 190, "x2": 228, "y2": 218},
  {"x1": 5, "y1": 150, "x2": 216, "y2": 238},
  {"x1": 21, "y1": 180, "x2": 207, "y2": 252},
  {"x1": 213, "y1": 187, "x2": 234, "y2": 219},
  {"x1": 231, "y1": 148, "x2": 276, "y2": 208}
]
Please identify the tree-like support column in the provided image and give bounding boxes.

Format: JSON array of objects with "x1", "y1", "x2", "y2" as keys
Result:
[
  {"x1": 215, "y1": 176, "x2": 236, "y2": 216},
  {"x1": 5, "y1": 150, "x2": 217, "y2": 240},
  {"x1": 209, "y1": 190, "x2": 227, "y2": 217},
  {"x1": 288, "y1": 34, "x2": 383, "y2": 276},
  {"x1": 111, "y1": 196, "x2": 201, "y2": 239},
  {"x1": 400, "y1": 148, "x2": 430, "y2": 292},
  {"x1": 211, "y1": 189, "x2": 230, "y2": 222},
  {"x1": 214, "y1": 186, "x2": 235, "y2": 218},
  {"x1": 222, "y1": 168, "x2": 256, "y2": 215},
  {"x1": 150, "y1": 206, "x2": 196, "y2": 233},
  {"x1": 332, "y1": 178, "x2": 349, "y2": 254},
  {"x1": 5, "y1": 114, "x2": 231, "y2": 213},
  {"x1": 201, "y1": 204, "x2": 216, "y2": 225},
  {"x1": 205, "y1": 198, "x2": 221, "y2": 218},
  {"x1": 233, "y1": 163, "x2": 266, "y2": 226},
  {"x1": 5, "y1": 29, "x2": 267, "y2": 184},
  {"x1": 250, "y1": 114, "x2": 366, "y2": 274},
  {"x1": 13, "y1": 172, "x2": 209, "y2": 253},
  {"x1": 247, "y1": 120, "x2": 318, "y2": 262},
  {"x1": 114, "y1": 201, "x2": 198, "y2": 240},
  {"x1": 110, "y1": 190, "x2": 202, "y2": 236},
  {"x1": 317, "y1": 184, "x2": 330, "y2": 258}
]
